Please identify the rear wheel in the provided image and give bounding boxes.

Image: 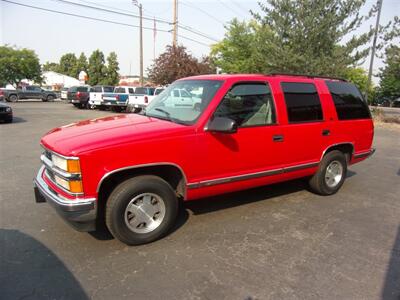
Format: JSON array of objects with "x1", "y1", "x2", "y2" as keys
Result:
[
  {"x1": 9, "y1": 95, "x2": 18, "y2": 102},
  {"x1": 106, "y1": 175, "x2": 179, "y2": 245},
  {"x1": 112, "y1": 106, "x2": 123, "y2": 113},
  {"x1": 309, "y1": 150, "x2": 347, "y2": 195},
  {"x1": 46, "y1": 95, "x2": 55, "y2": 101}
]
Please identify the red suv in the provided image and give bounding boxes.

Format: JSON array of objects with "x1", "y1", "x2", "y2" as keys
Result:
[{"x1": 34, "y1": 74, "x2": 374, "y2": 245}]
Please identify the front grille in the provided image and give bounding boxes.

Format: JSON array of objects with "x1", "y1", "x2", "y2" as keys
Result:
[{"x1": 44, "y1": 149, "x2": 52, "y2": 160}]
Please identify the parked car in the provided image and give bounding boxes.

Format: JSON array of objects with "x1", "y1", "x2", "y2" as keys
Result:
[
  {"x1": 68, "y1": 86, "x2": 92, "y2": 109},
  {"x1": 0, "y1": 88, "x2": 6, "y2": 101},
  {"x1": 102, "y1": 86, "x2": 135, "y2": 112},
  {"x1": 391, "y1": 98, "x2": 400, "y2": 108},
  {"x1": 34, "y1": 74, "x2": 374, "y2": 245},
  {"x1": 89, "y1": 85, "x2": 114, "y2": 109},
  {"x1": 0, "y1": 102, "x2": 13, "y2": 123},
  {"x1": 4, "y1": 86, "x2": 57, "y2": 102},
  {"x1": 127, "y1": 87, "x2": 167, "y2": 112},
  {"x1": 60, "y1": 87, "x2": 69, "y2": 101}
]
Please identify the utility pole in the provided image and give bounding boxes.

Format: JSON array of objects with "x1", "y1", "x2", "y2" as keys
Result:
[
  {"x1": 173, "y1": 0, "x2": 178, "y2": 47},
  {"x1": 366, "y1": 0, "x2": 383, "y2": 103},
  {"x1": 133, "y1": 0, "x2": 144, "y2": 85}
]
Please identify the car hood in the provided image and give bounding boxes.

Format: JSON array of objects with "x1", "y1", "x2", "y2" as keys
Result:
[{"x1": 41, "y1": 114, "x2": 189, "y2": 156}]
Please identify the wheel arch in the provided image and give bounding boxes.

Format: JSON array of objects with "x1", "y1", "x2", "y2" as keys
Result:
[{"x1": 321, "y1": 142, "x2": 354, "y2": 162}]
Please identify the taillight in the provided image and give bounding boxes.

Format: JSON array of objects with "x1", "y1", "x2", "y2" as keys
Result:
[
  {"x1": 76, "y1": 92, "x2": 81, "y2": 97},
  {"x1": 144, "y1": 96, "x2": 148, "y2": 103},
  {"x1": 116, "y1": 95, "x2": 119, "y2": 101}
]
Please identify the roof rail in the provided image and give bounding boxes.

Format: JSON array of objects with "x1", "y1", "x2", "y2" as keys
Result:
[{"x1": 267, "y1": 73, "x2": 347, "y2": 82}]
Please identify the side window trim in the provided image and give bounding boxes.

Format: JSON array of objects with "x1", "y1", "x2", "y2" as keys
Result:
[{"x1": 212, "y1": 81, "x2": 278, "y2": 128}]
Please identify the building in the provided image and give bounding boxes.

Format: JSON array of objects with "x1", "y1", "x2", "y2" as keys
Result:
[{"x1": 41, "y1": 71, "x2": 80, "y2": 89}]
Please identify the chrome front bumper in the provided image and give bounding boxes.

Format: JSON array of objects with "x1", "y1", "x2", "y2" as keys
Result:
[{"x1": 34, "y1": 166, "x2": 97, "y2": 231}]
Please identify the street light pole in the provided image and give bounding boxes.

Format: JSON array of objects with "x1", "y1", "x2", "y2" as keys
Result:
[
  {"x1": 173, "y1": 0, "x2": 178, "y2": 47},
  {"x1": 133, "y1": 0, "x2": 144, "y2": 86},
  {"x1": 366, "y1": 0, "x2": 383, "y2": 103}
]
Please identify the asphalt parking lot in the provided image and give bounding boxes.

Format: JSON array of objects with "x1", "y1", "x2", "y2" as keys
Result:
[{"x1": 1, "y1": 101, "x2": 399, "y2": 300}]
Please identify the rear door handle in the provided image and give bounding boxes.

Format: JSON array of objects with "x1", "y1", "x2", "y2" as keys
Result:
[
  {"x1": 273, "y1": 134, "x2": 284, "y2": 142},
  {"x1": 322, "y1": 129, "x2": 331, "y2": 136}
]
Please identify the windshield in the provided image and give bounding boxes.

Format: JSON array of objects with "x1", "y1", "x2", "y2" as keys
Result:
[{"x1": 145, "y1": 80, "x2": 223, "y2": 125}]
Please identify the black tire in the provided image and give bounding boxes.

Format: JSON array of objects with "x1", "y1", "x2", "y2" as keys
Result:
[
  {"x1": 106, "y1": 175, "x2": 179, "y2": 245},
  {"x1": 8, "y1": 95, "x2": 18, "y2": 102},
  {"x1": 46, "y1": 95, "x2": 55, "y2": 101},
  {"x1": 73, "y1": 103, "x2": 80, "y2": 108},
  {"x1": 98, "y1": 105, "x2": 106, "y2": 111},
  {"x1": 309, "y1": 150, "x2": 347, "y2": 195},
  {"x1": 112, "y1": 106, "x2": 123, "y2": 113}
]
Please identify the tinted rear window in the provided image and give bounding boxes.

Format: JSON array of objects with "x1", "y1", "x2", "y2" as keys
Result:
[
  {"x1": 93, "y1": 86, "x2": 102, "y2": 93},
  {"x1": 114, "y1": 87, "x2": 126, "y2": 93},
  {"x1": 69, "y1": 87, "x2": 78, "y2": 92},
  {"x1": 326, "y1": 81, "x2": 371, "y2": 120},
  {"x1": 135, "y1": 88, "x2": 148, "y2": 95},
  {"x1": 104, "y1": 86, "x2": 114, "y2": 92},
  {"x1": 281, "y1": 82, "x2": 323, "y2": 123},
  {"x1": 77, "y1": 86, "x2": 88, "y2": 92},
  {"x1": 154, "y1": 88, "x2": 164, "y2": 95}
]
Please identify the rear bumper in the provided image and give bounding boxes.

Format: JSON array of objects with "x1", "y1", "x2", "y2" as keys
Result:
[
  {"x1": 0, "y1": 111, "x2": 13, "y2": 121},
  {"x1": 34, "y1": 166, "x2": 97, "y2": 232},
  {"x1": 353, "y1": 148, "x2": 376, "y2": 159}
]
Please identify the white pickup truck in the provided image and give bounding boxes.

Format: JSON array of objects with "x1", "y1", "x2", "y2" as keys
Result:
[
  {"x1": 89, "y1": 85, "x2": 115, "y2": 109},
  {"x1": 127, "y1": 87, "x2": 165, "y2": 112}
]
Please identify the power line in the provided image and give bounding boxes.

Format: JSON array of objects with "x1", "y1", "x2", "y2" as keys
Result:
[
  {"x1": 215, "y1": 0, "x2": 246, "y2": 18},
  {"x1": 180, "y1": 0, "x2": 225, "y2": 26},
  {"x1": 51, "y1": 0, "x2": 171, "y2": 24},
  {"x1": 51, "y1": 0, "x2": 218, "y2": 42},
  {"x1": 1, "y1": 0, "x2": 210, "y2": 47}
]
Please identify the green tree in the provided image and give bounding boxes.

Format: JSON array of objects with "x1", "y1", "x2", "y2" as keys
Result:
[
  {"x1": 73, "y1": 52, "x2": 88, "y2": 78},
  {"x1": 88, "y1": 50, "x2": 107, "y2": 85},
  {"x1": 343, "y1": 68, "x2": 372, "y2": 95},
  {"x1": 0, "y1": 46, "x2": 42, "y2": 87},
  {"x1": 42, "y1": 61, "x2": 59, "y2": 72},
  {"x1": 148, "y1": 45, "x2": 214, "y2": 85},
  {"x1": 104, "y1": 52, "x2": 119, "y2": 85},
  {"x1": 212, "y1": 0, "x2": 375, "y2": 76},
  {"x1": 378, "y1": 45, "x2": 400, "y2": 100},
  {"x1": 58, "y1": 53, "x2": 77, "y2": 77}
]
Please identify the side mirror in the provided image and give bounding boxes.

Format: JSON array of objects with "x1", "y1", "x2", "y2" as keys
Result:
[{"x1": 206, "y1": 117, "x2": 238, "y2": 134}]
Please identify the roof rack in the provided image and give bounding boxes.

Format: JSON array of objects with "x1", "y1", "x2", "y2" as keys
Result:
[{"x1": 267, "y1": 73, "x2": 347, "y2": 82}]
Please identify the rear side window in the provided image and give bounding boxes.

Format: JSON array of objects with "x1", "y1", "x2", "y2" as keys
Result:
[
  {"x1": 326, "y1": 81, "x2": 371, "y2": 120},
  {"x1": 281, "y1": 82, "x2": 323, "y2": 123}
]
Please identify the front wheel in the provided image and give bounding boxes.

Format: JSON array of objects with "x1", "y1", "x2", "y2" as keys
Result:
[
  {"x1": 46, "y1": 95, "x2": 55, "y2": 101},
  {"x1": 106, "y1": 176, "x2": 179, "y2": 245},
  {"x1": 8, "y1": 95, "x2": 18, "y2": 102},
  {"x1": 308, "y1": 150, "x2": 347, "y2": 195}
]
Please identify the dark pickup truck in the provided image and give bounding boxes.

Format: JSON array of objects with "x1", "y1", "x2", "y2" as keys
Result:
[
  {"x1": 67, "y1": 86, "x2": 92, "y2": 109},
  {"x1": 4, "y1": 86, "x2": 57, "y2": 102}
]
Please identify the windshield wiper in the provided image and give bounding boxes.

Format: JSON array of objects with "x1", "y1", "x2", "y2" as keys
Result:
[
  {"x1": 151, "y1": 108, "x2": 188, "y2": 125},
  {"x1": 154, "y1": 108, "x2": 171, "y2": 119}
]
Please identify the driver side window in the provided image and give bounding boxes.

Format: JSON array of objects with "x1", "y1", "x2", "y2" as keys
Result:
[{"x1": 214, "y1": 83, "x2": 276, "y2": 127}]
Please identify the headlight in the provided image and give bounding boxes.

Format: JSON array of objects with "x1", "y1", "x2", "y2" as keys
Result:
[
  {"x1": 5, "y1": 107, "x2": 11, "y2": 112},
  {"x1": 52, "y1": 154, "x2": 81, "y2": 173}
]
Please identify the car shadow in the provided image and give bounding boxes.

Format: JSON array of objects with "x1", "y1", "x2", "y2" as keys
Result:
[
  {"x1": 346, "y1": 169, "x2": 357, "y2": 178},
  {"x1": 0, "y1": 229, "x2": 88, "y2": 299},
  {"x1": 382, "y1": 225, "x2": 400, "y2": 300},
  {"x1": 11, "y1": 116, "x2": 26, "y2": 123},
  {"x1": 184, "y1": 178, "x2": 308, "y2": 216}
]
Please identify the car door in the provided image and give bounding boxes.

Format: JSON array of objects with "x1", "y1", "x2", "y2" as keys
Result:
[
  {"x1": 278, "y1": 81, "x2": 327, "y2": 167},
  {"x1": 22, "y1": 86, "x2": 34, "y2": 99},
  {"x1": 33, "y1": 87, "x2": 43, "y2": 99},
  {"x1": 196, "y1": 81, "x2": 285, "y2": 185}
]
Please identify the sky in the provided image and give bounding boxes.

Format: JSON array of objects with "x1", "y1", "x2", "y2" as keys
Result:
[{"x1": 1, "y1": 0, "x2": 399, "y2": 83}]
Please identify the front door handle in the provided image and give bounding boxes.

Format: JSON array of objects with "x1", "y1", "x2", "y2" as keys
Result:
[
  {"x1": 322, "y1": 129, "x2": 331, "y2": 136},
  {"x1": 273, "y1": 134, "x2": 284, "y2": 142}
]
